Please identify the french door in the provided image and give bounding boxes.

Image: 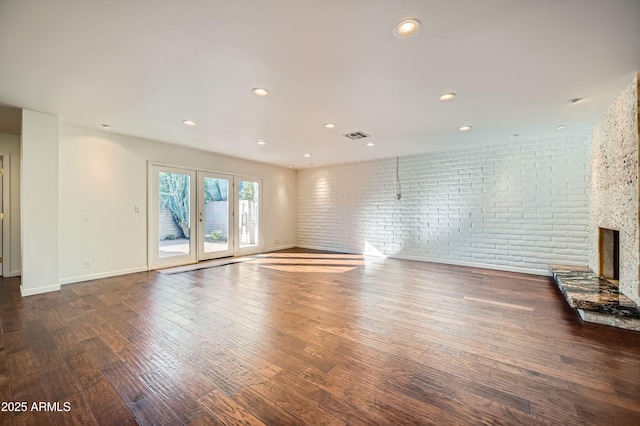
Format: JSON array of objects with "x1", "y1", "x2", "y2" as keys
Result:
[
  {"x1": 150, "y1": 166, "x2": 197, "y2": 268},
  {"x1": 198, "y1": 172, "x2": 233, "y2": 260},
  {"x1": 149, "y1": 165, "x2": 261, "y2": 269},
  {"x1": 234, "y1": 176, "x2": 262, "y2": 256}
]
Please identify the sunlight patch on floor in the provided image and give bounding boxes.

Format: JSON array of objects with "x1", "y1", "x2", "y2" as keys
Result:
[
  {"x1": 258, "y1": 264, "x2": 359, "y2": 273},
  {"x1": 252, "y1": 252, "x2": 367, "y2": 273}
]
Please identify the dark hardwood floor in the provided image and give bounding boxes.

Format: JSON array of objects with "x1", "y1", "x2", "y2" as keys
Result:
[{"x1": 2, "y1": 249, "x2": 640, "y2": 425}]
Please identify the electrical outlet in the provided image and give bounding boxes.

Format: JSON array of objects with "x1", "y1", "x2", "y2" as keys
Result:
[
  {"x1": 134, "y1": 206, "x2": 140, "y2": 213},
  {"x1": 84, "y1": 261, "x2": 91, "y2": 269}
]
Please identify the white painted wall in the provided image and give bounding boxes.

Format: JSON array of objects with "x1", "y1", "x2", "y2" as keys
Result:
[
  {"x1": 59, "y1": 124, "x2": 296, "y2": 284},
  {"x1": 21, "y1": 110, "x2": 59, "y2": 295},
  {"x1": 0, "y1": 132, "x2": 22, "y2": 276},
  {"x1": 297, "y1": 135, "x2": 590, "y2": 275}
]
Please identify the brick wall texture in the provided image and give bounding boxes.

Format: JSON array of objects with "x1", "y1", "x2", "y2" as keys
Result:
[{"x1": 297, "y1": 136, "x2": 590, "y2": 275}]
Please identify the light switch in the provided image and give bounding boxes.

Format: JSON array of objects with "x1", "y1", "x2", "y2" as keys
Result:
[{"x1": 83, "y1": 212, "x2": 90, "y2": 221}]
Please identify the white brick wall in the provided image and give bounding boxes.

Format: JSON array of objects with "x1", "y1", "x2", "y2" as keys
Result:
[{"x1": 297, "y1": 136, "x2": 590, "y2": 275}]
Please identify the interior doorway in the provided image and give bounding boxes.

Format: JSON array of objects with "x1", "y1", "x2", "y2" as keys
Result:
[{"x1": 0, "y1": 154, "x2": 9, "y2": 278}]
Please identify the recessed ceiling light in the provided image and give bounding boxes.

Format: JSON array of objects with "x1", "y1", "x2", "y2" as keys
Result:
[
  {"x1": 366, "y1": 142, "x2": 375, "y2": 147},
  {"x1": 324, "y1": 123, "x2": 336, "y2": 129},
  {"x1": 252, "y1": 88, "x2": 269, "y2": 96},
  {"x1": 257, "y1": 140, "x2": 266, "y2": 145},
  {"x1": 182, "y1": 119, "x2": 196, "y2": 126},
  {"x1": 459, "y1": 126, "x2": 472, "y2": 131},
  {"x1": 304, "y1": 154, "x2": 311, "y2": 158},
  {"x1": 101, "y1": 124, "x2": 111, "y2": 130},
  {"x1": 568, "y1": 98, "x2": 584, "y2": 104},
  {"x1": 288, "y1": 165, "x2": 293, "y2": 168},
  {"x1": 557, "y1": 125, "x2": 567, "y2": 130},
  {"x1": 439, "y1": 93, "x2": 456, "y2": 101},
  {"x1": 394, "y1": 18, "x2": 421, "y2": 38}
]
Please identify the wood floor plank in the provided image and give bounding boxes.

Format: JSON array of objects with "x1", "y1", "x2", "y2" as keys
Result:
[
  {"x1": 100, "y1": 360, "x2": 179, "y2": 425},
  {"x1": 327, "y1": 349, "x2": 536, "y2": 425},
  {"x1": 53, "y1": 392, "x2": 99, "y2": 426},
  {"x1": 36, "y1": 350, "x2": 80, "y2": 401},
  {"x1": 10, "y1": 373, "x2": 58, "y2": 426},
  {"x1": 250, "y1": 380, "x2": 346, "y2": 426},
  {"x1": 6, "y1": 349, "x2": 37, "y2": 381},
  {"x1": 38, "y1": 308, "x2": 66, "y2": 332},
  {"x1": 63, "y1": 351, "x2": 137, "y2": 425},
  {"x1": 24, "y1": 319, "x2": 58, "y2": 369},
  {"x1": 0, "y1": 313, "x2": 24, "y2": 335},
  {"x1": 574, "y1": 398, "x2": 640, "y2": 426},
  {"x1": 231, "y1": 386, "x2": 302, "y2": 426},
  {"x1": 2, "y1": 248, "x2": 640, "y2": 424},
  {"x1": 49, "y1": 326, "x2": 85, "y2": 358},
  {"x1": 198, "y1": 389, "x2": 267, "y2": 426},
  {"x1": 300, "y1": 365, "x2": 466, "y2": 425},
  {"x1": 139, "y1": 368, "x2": 204, "y2": 423},
  {"x1": 162, "y1": 363, "x2": 217, "y2": 400},
  {"x1": 269, "y1": 369, "x2": 332, "y2": 405},
  {"x1": 0, "y1": 409, "x2": 15, "y2": 426}
]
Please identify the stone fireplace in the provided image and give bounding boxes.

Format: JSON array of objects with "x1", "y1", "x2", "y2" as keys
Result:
[
  {"x1": 589, "y1": 72, "x2": 639, "y2": 305},
  {"x1": 550, "y1": 73, "x2": 640, "y2": 331}
]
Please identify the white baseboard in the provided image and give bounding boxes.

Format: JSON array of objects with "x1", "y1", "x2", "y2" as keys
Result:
[
  {"x1": 265, "y1": 244, "x2": 297, "y2": 252},
  {"x1": 294, "y1": 244, "x2": 363, "y2": 255},
  {"x1": 59, "y1": 266, "x2": 149, "y2": 285},
  {"x1": 21, "y1": 283, "x2": 61, "y2": 297},
  {"x1": 295, "y1": 245, "x2": 551, "y2": 276},
  {"x1": 390, "y1": 254, "x2": 552, "y2": 277}
]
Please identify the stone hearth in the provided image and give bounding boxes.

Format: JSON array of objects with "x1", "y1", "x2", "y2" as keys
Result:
[{"x1": 550, "y1": 264, "x2": 640, "y2": 331}]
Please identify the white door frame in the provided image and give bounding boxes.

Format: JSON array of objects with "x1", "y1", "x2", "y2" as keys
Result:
[{"x1": 0, "y1": 154, "x2": 10, "y2": 277}]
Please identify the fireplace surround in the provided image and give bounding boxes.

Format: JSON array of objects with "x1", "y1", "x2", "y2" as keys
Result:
[
  {"x1": 550, "y1": 73, "x2": 640, "y2": 330},
  {"x1": 588, "y1": 72, "x2": 639, "y2": 305}
]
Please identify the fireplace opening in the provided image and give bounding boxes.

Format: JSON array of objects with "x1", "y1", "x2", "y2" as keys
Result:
[{"x1": 598, "y1": 227, "x2": 619, "y2": 281}]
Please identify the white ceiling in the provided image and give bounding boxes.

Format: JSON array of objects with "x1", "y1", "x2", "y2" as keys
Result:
[{"x1": 0, "y1": 0, "x2": 639, "y2": 168}]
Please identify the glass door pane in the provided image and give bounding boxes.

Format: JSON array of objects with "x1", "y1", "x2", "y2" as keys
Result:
[
  {"x1": 158, "y1": 171, "x2": 192, "y2": 258},
  {"x1": 198, "y1": 172, "x2": 233, "y2": 260},
  {"x1": 150, "y1": 165, "x2": 197, "y2": 268},
  {"x1": 236, "y1": 177, "x2": 262, "y2": 255}
]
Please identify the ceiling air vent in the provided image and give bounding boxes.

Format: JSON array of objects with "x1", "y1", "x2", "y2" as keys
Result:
[{"x1": 343, "y1": 131, "x2": 370, "y2": 140}]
